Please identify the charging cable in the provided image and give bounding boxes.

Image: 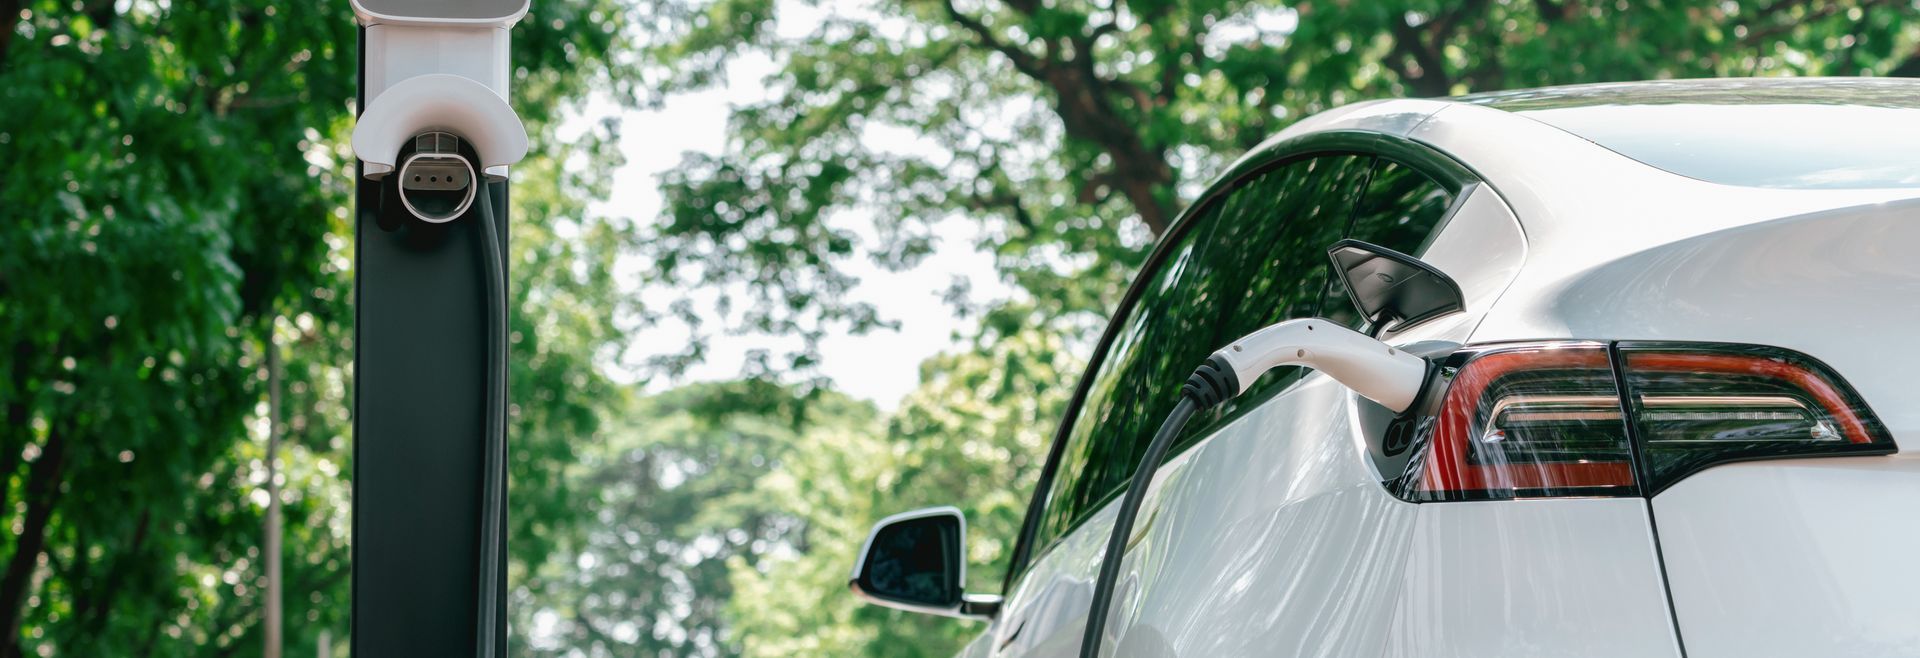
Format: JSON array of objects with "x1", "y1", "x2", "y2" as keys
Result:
[
  {"x1": 474, "y1": 182, "x2": 508, "y2": 658},
  {"x1": 1076, "y1": 318, "x2": 1427, "y2": 658}
]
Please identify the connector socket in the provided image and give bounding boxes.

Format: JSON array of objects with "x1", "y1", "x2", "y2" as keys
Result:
[{"x1": 396, "y1": 132, "x2": 477, "y2": 223}]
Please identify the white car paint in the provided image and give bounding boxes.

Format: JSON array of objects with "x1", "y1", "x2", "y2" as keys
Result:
[
  {"x1": 1410, "y1": 102, "x2": 1920, "y2": 448},
  {"x1": 1653, "y1": 453, "x2": 1920, "y2": 658},
  {"x1": 990, "y1": 109, "x2": 1675, "y2": 656},
  {"x1": 994, "y1": 376, "x2": 1422, "y2": 658},
  {"x1": 1382, "y1": 499, "x2": 1679, "y2": 658},
  {"x1": 1377, "y1": 183, "x2": 1526, "y2": 347},
  {"x1": 1405, "y1": 97, "x2": 1920, "y2": 657},
  {"x1": 858, "y1": 80, "x2": 1920, "y2": 658}
]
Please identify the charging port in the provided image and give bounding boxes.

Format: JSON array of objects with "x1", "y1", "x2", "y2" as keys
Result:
[{"x1": 396, "y1": 131, "x2": 477, "y2": 223}]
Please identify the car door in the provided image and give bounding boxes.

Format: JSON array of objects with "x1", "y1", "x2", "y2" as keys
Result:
[
  {"x1": 987, "y1": 143, "x2": 1513, "y2": 657},
  {"x1": 989, "y1": 151, "x2": 1376, "y2": 657}
]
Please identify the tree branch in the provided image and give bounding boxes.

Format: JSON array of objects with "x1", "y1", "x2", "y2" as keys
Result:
[
  {"x1": 1737, "y1": 0, "x2": 1868, "y2": 47},
  {"x1": 941, "y1": 0, "x2": 1047, "y2": 79},
  {"x1": 969, "y1": 190, "x2": 1037, "y2": 233},
  {"x1": 0, "y1": 339, "x2": 32, "y2": 519},
  {"x1": 938, "y1": 0, "x2": 1176, "y2": 234},
  {"x1": 1388, "y1": 0, "x2": 1490, "y2": 96}
]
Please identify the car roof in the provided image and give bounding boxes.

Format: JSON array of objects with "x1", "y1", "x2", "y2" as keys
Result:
[
  {"x1": 1237, "y1": 77, "x2": 1920, "y2": 194},
  {"x1": 1443, "y1": 77, "x2": 1920, "y2": 192},
  {"x1": 1222, "y1": 77, "x2": 1920, "y2": 239},
  {"x1": 1451, "y1": 76, "x2": 1920, "y2": 112}
]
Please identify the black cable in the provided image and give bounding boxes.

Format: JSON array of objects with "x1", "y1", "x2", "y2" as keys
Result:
[
  {"x1": 474, "y1": 183, "x2": 508, "y2": 658},
  {"x1": 1078, "y1": 354, "x2": 1238, "y2": 658},
  {"x1": 1077, "y1": 396, "x2": 1196, "y2": 657}
]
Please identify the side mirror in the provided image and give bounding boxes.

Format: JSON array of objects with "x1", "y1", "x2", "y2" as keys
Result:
[
  {"x1": 849, "y1": 507, "x2": 1001, "y2": 620},
  {"x1": 1328, "y1": 239, "x2": 1466, "y2": 333}
]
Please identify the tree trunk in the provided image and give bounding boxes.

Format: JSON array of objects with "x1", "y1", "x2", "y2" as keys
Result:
[
  {"x1": 0, "y1": 426, "x2": 70, "y2": 654},
  {"x1": 0, "y1": 0, "x2": 20, "y2": 71},
  {"x1": 0, "y1": 340, "x2": 32, "y2": 518},
  {"x1": 265, "y1": 338, "x2": 284, "y2": 658}
]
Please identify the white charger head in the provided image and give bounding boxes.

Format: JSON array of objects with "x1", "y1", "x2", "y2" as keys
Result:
[{"x1": 1211, "y1": 318, "x2": 1428, "y2": 413}]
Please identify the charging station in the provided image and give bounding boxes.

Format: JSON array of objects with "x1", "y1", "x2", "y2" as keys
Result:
[{"x1": 350, "y1": 1, "x2": 529, "y2": 654}]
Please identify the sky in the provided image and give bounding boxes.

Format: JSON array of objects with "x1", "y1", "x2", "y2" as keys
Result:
[{"x1": 563, "y1": 30, "x2": 1010, "y2": 409}]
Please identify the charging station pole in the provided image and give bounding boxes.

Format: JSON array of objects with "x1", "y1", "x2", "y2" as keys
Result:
[{"x1": 349, "y1": 1, "x2": 529, "y2": 654}]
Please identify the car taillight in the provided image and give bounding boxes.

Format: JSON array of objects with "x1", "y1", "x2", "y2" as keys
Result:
[
  {"x1": 1396, "y1": 341, "x2": 1895, "y2": 501},
  {"x1": 1410, "y1": 342, "x2": 1637, "y2": 501},
  {"x1": 1618, "y1": 342, "x2": 1895, "y2": 494}
]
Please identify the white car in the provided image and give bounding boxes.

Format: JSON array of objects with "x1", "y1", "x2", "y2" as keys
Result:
[{"x1": 849, "y1": 77, "x2": 1920, "y2": 658}]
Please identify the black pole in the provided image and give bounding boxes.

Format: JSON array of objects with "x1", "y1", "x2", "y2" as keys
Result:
[{"x1": 351, "y1": 26, "x2": 510, "y2": 656}]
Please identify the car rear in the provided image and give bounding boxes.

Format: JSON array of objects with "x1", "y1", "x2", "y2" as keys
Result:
[{"x1": 1408, "y1": 79, "x2": 1920, "y2": 657}]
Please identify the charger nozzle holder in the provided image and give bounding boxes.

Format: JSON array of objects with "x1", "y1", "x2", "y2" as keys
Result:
[
  {"x1": 396, "y1": 132, "x2": 478, "y2": 223},
  {"x1": 352, "y1": 73, "x2": 528, "y2": 182}
]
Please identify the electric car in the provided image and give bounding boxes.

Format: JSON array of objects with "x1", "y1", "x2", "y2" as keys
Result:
[{"x1": 849, "y1": 77, "x2": 1920, "y2": 658}]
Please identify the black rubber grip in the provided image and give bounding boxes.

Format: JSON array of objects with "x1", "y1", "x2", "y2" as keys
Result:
[{"x1": 1182, "y1": 353, "x2": 1240, "y2": 409}]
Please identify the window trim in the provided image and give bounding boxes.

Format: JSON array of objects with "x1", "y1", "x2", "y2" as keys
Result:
[{"x1": 999, "y1": 131, "x2": 1480, "y2": 594}]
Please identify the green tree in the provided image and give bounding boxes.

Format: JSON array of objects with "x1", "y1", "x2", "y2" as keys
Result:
[
  {"x1": 0, "y1": 0, "x2": 640, "y2": 654},
  {"x1": 637, "y1": 0, "x2": 1920, "y2": 367},
  {"x1": 515, "y1": 308, "x2": 1074, "y2": 658},
  {"x1": 514, "y1": 380, "x2": 875, "y2": 657},
  {"x1": 725, "y1": 311, "x2": 1076, "y2": 657}
]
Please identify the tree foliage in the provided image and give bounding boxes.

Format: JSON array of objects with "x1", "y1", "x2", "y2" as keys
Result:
[
  {"x1": 638, "y1": 0, "x2": 1920, "y2": 373},
  {"x1": 0, "y1": 0, "x2": 639, "y2": 654},
  {"x1": 723, "y1": 314, "x2": 1074, "y2": 658},
  {"x1": 10, "y1": 1, "x2": 1920, "y2": 657},
  {"x1": 520, "y1": 313, "x2": 1075, "y2": 658},
  {"x1": 514, "y1": 380, "x2": 864, "y2": 657}
]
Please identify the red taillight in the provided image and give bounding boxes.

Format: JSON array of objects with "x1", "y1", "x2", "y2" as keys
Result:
[
  {"x1": 1619, "y1": 343, "x2": 1894, "y2": 494},
  {"x1": 1397, "y1": 341, "x2": 1895, "y2": 501},
  {"x1": 1414, "y1": 342, "x2": 1636, "y2": 501}
]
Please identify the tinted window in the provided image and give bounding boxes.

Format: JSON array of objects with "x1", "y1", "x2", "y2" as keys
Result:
[
  {"x1": 1029, "y1": 155, "x2": 1370, "y2": 550},
  {"x1": 1323, "y1": 160, "x2": 1456, "y2": 330}
]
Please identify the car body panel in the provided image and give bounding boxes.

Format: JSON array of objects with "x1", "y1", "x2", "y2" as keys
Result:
[
  {"x1": 1449, "y1": 77, "x2": 1920, "y2": 113},
  {"x1": 994, "y1": 485, "x2": 1109, "y2": 657},
  {"x1": 1104, "y1": 376, "x2": 1414, "y2": 657},
  {"x1": 1408, "y1": 95, "x2": 1920, "y2": 657},
  {"x1": 1383, "y1": 499, "x2": 1681, "y2": 658},
  {"x1": 959, "y1": 631, "x2": 995, "y2": 658},
  {"x1": 1412, "y1": 124, "x2": 1920, "y2": 447},
  {"x1": 1652, "y1": 452, "x2": 1920, "y2": 658},
  {"x1": 1376, "y1": 183, "x2": 1526, "y2": 348}
]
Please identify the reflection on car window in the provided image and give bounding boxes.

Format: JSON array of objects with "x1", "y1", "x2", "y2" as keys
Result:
[
  {"x1": 1324, "y1": 161, "x2": 1456, "y2": 330},
  {"x1": 1029, "y1": 155, "x2": 1369, "y2": 551}
]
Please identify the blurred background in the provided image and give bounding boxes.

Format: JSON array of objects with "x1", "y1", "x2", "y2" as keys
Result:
[{"x1": 4, "y1": 0, "x2": 1920, "y2": 656}]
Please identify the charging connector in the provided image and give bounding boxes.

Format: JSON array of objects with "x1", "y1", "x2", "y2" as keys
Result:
[
  {"x1": 1077, "y1": 318, "x2": 1430, "y2": 658},
  {"x1": 1211, "y1": 318, "x2": 1428, "y2": 413},
  {"x1": 397, "y1": 132, "x2": 478, "y2": 223}
]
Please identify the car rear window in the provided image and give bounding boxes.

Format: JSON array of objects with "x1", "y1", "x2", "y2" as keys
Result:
[{"x1": 1518, "y1": 103, "x2": 1920, "y2": 190}]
